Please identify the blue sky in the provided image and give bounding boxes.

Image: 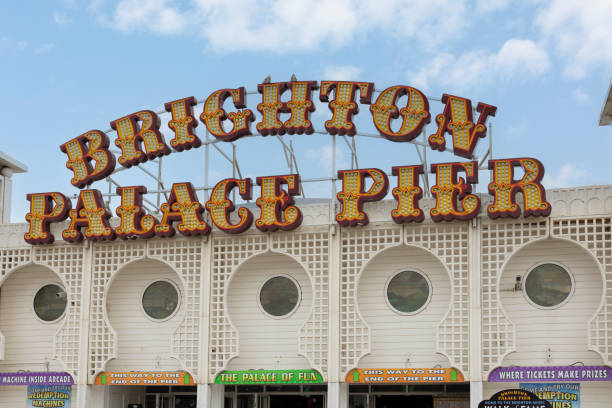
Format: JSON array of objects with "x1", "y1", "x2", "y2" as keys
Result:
[{"x1": 1, "y1": 0, "x2": 612, "y2": 222}]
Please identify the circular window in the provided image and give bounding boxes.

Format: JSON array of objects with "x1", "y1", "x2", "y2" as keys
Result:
[
  {"x1": 33, "y1": 283, "x2": 67, "y2": 323},
  {"x1": 524, "y1": 263, "x2": 573, "y2": 308},
  {"x1": 258, "y1": 275, "x2": 301, "y2": 318},
  {"x1": 141, "y1": 280, "x2": 180, "y2": 321},
  {"x1": 385, "y1": 270, "x2": 432, "y2": 315}
]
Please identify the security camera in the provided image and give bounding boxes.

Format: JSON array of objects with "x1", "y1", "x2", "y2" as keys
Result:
[{"x1": 514, "y1": 275, "x2": 522, "y2": 291}]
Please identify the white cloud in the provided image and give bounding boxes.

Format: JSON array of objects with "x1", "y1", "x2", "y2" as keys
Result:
[
  {"x1": 35, "y1": 43, "x2": 56, "y2": 54},
  {"x1": 15, "y1": 41, "x2": 28, "y2": 51},
  {"x1": 96, "y1": 0, "x2": 470, "y2": 52},
  {"x1": 543, "y1": 163, "x2": 589, "y2": 188},
  {"x1": 0, "y1": 37, "x2": 28, "y2": 53},
  {"x1": 573, "y1": 88, "x2": 590, "y2": 105},
  {"x1": 112, "y1": 0, "x2": 187, "y2": 34},
  {"x1": 53, "y1": 12, "x2": 71, "y2": 26},
  {"x1": 536, "y1": 0, "x2": 612, "y2": 78},
  {"x1": 305, "y1": 143, "x2": 349, "y2": 172},
  {"x1": 322, "y1": 65, "x2": 363, "y2": 81},
  {"x1": 476, "y1": 0, "x2": 510, "y2": 13},
  {"x1": 408, "y1": 38, "x2": 550, "y2": 91},
  {"x1": 60, "y1": 0, "x2": 77, "y2": 8}
]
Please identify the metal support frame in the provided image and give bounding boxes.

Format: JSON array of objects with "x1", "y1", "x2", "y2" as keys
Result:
[{"x1": 83, "y1": 84, "x2": 494, "y2": 214}]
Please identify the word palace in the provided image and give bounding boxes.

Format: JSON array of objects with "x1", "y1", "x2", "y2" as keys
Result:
[{"x1": 24, "y1": 79, "x2": 551, "y2": 244}]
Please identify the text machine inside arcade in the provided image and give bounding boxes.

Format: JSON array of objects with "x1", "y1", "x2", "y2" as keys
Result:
[
  {"x1": 24, "y1": 79, "x2": 552, "y2": 246},
  {"x1": 346, "y1": 368, "x2": 469, "y2": 408},
  {"x1": 216, "y1": 369, "x2": 326, "y2": 408}
]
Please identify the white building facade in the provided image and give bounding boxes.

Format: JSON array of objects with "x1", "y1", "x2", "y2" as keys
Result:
[{"x1": 1, "y1": 182, "x2": 611, "y2": 408}]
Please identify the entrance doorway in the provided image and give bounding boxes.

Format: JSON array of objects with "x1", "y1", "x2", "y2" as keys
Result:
[
  {"x1": 375, "y1": 395, "x2": 432, "y2": 408},
  {"x1": 224, "y1": 384, "x2": 327, "y2": 408},
  {"x1": 145, "y1": 386, "x2": 197, "y2": 408},
  {"x1": 270, "y1": 395, "x2": 324, "y2": 408},
  {"x1": 349, "y1": 383, "x2": 469, "y2": 408}
]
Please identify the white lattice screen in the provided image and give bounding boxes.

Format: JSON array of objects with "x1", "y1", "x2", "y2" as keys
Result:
[
  {"x1": 209, "y1": 234, "x2": 268, "y2": 378},
  {"x1": 405, "y1": 223, "x2": 470, "y2": 376},
  {"x1": 271, "y1": 229, "x2": 330, "y2": 376},
  {"x1": 480, "y1": 219, "x2": 547, "y2": 375},
  {"x1": 88, "y1": 241, "x2": 147, "y2": 380},
  {"x1": 339, "y1": 226, "x2": 402, "y2": 374},
  {"x1": 148, "y1": 239, "x2": 202, "y2": 379},
  {"x1": 34, "y1": 245, "x2": 85, "y2": 378},
  {"x1": 0, "y1": 247, "x2": 31, "y2": 277},
  {"x1": 0, "y1": 247, "x2": 31, "y2": 362},
  {"x1": 551, "y1": 217, "x2": 612, "y2": 364}
]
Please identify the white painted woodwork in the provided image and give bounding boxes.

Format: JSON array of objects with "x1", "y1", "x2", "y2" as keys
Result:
[
  {"x1": 500, "y1": 239, "x2": 604, "y2": 366},
  {"x1": 105, "y1": 259, "x2": 183, "y2": 371},
  {"x1": 0, "y1": 265, "x2": 66, "y2": 372},
  {"x1": 226, "y1": 252, "x2": 312, "y2": 370},
  {"x1": 357, "y1": 245, "x2": 451, "y2": 368},
  {"x1": 0, "y1": 386, "x2": 25, "y2": 408}
]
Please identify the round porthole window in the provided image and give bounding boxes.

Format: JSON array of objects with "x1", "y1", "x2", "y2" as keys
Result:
[
  {"x1": 33, "y1": 283, "x2": 67, "y2": 323},
  {"x1": 258, "y1": 275, "x2": 301, "y2": 318},
  {"x1": 385, "y1": 270, "x2": 432, "y2": 315},
  {"x1": 141, "y1": 280, "x2": 180, "y2": 321},
  {"x1": 524, "y1": 263, "x2": 573, "y2": 308}
]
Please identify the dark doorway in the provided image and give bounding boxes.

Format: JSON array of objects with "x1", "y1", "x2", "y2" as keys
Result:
[
  {"x1": 375, "y1": 395, "x2": 433, "y2": 408},
  {"x1": 269, "y1": 395, "x2": 325, "y2": 408}
]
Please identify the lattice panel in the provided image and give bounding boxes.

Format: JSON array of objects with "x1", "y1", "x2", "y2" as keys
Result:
[
  {"x1": 148, "y1": 239, "x2": 202, "y2": 379},
  {"x1": 405, "y1": 223, "x2": 470, "y2": 375},
  {"x1": 33, "y1": 245, "x2": 84, "y2": 378},
  {"x1": 89, "y1": 241, "x2": 147, "y2": 380},
  {"x1": 0, "y1": 247, "x2": 31, "y2": 278},
  {"x1": 272, "y1": 230, "x2": 330, "y2": 376},
  {"x1": 481, "y1": 219, "x2": 547, "y2": 375},
  {"x1": 210, "y1": 234, "x2": 268, "y2": 378},
  {"x1": 340, "y1": 226, "x2": 402, "y2": 374},
  {"x1": 551, "y1": 217, "x2": 612, "y2": 364}
]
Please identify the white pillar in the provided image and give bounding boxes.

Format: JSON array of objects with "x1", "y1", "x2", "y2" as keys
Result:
[
  {"x1": 471, "y1": 381, "x2": 483, "y2": 407},
  {"x1": 0, "y1": 168, "x2": 13, "y2": 224},
  {"x1": 327, "y1": 382, "x2": 348, "y2": 408},
  {"x1": 328, "y1": 222, "x2": 341, "y2": 383},
  {"x1": 469, "y1": 217, "x2": 483, "y2": 406},
  {"x1": 197, "y1": 384, "x2": 208, "y2": 408},
  {"x1": 199, "y1": 384, "x2": 224, "y2": 408},
  {"x1": 74, "y1": 384, "x2": 92, "y2": 408}
]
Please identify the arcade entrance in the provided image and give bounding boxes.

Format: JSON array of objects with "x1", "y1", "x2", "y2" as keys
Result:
[
  {"x1": 348, "y1": 383, "x2": 469, "y2": 408},
  {"x1": 224, "y1": 384, "x2": 327, "y2": 408},
  {"x1": 144, "y1": 385, "x2": 198, "y2": 408}
]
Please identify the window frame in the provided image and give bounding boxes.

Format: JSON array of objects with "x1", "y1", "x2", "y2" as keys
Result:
[
  {"x1": 32, "y1": 282, "x2": 68, "y2": 324},
  {"x1": 140, "y1": 278, "x2": 182, "y2": 322},
  {"x1": 257, "y1": 274, "x2": 302, "y2": 319},
  {"x1": 384, "y1": 269, "x2": 433, "y2": 316},
  {"x1": 522, "y1": 261, "x2": 575, "y2": 310}
]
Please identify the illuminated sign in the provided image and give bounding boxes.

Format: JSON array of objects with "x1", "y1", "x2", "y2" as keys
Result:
[
  {"x1": 27, "y1": 385, "x2": 71, "y2": 408},
  {"x1": 521, "y1": 383, "x2": 580, "y2": 408},
  {"x1": 479, "y1": 389, "x2": 552, "y2": 408},
  {"x1": 345, "y1": 368, "x2": 464, "y2": 383},
  {"x1": 24, "y1": 80, "x2": 552, "y2": 245},
  {"x1": 214, "y1": 369, "x2": 324, "y2": 385},
  {"x1": 93, "y1": 371, "x2": 192, "y2": 386}
]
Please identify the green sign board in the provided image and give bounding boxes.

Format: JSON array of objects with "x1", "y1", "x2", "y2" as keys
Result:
[{"x1": 215, "y1": 369, "x2": 324, "y2": 385}]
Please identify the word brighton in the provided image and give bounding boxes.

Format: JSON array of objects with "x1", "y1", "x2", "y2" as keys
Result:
[{"x1": 24, "y1": 80, "x2": 551, "y2": 245}]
